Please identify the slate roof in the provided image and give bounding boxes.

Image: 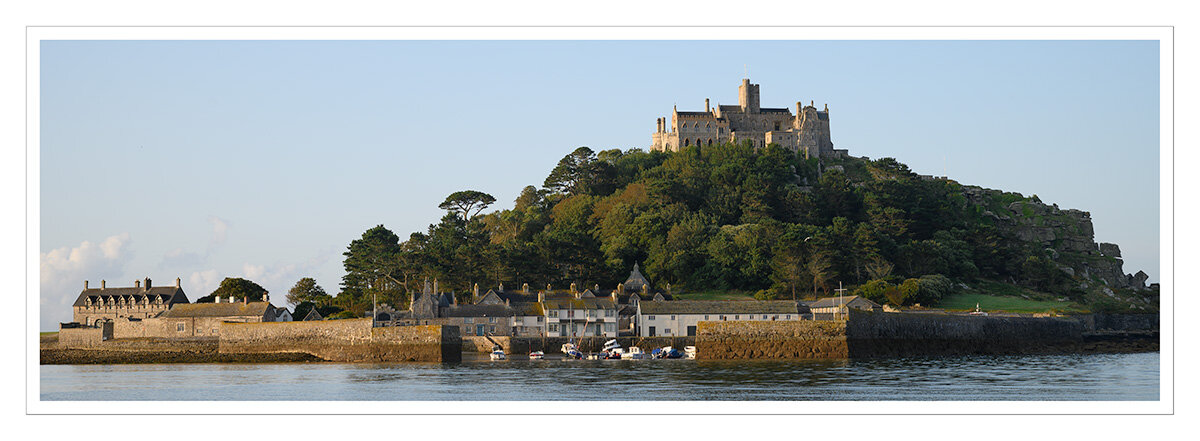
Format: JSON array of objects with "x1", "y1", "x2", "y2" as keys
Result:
[
  {"x1": 439, "y1": 304, "x2": 516, "y2": 318},
  {"x1": 760, "y1": 107, "x2": 793, "y2": 114},
  {"x1": 159, "y1": 301, "x2": 274, "y2": 318},
  {"x1": 622, "y1": 264, "x2": 650, "y2": 291},
  {"x1": 808, "y1": 295, "x2": 880, "y2": 309},
  {"x1": 541, "y1": 298, "x2": 617, "y2": 310},
  {"x1": 73, "y1": 286, "x2": 189, "y2": 307},
  {"x1": 637, "y1": 300, "x2": 800, "y2": 315},
  {"x1": 676, "y1": 111, "x2": 716, "y2": 117}
]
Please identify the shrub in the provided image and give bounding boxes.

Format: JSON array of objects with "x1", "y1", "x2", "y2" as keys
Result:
[{"x1": 854, "y1": 279, "x2": 893, "y2": 303}]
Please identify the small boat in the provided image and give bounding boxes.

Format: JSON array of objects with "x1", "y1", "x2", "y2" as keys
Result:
[
  {"x1": 529, "y1": 351, "x2": 545, "y2": 360},
  {"x1": 654, "y1": 346, "x2": 683, "y2": 359},
  {"x1": 624, "y1": 346, "x2": 646, "y2": 360},
  {"x1": 561, "y1": 342, "x2": 583, "y2": 360},
  {"x1": 490, "y1": 349, "x2": 507, "y2": 360},
  {"x1": 684, "y1": 346, "x2": 697, "y2": 359},
  {"x1": 600, "y1": 339, "x2": 623, "y2": 359}
]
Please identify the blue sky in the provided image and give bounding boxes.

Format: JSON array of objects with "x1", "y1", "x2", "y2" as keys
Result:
[{"x1": 38, "y1": 40, "x2": 1160, "y2": 329}]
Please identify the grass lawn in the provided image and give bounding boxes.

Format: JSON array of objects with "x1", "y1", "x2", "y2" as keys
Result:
[
  {"x1": 938, "y1": 292, "x2": 1076, "y2": 313},
  {"x1": 671, "y1": 290, "x2": 758, "y2": 301},
  {"x1": 40, "y1": 331, "x2": 58, "y2": 336}
]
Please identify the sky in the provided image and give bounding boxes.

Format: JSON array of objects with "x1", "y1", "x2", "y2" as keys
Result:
[{"x1": 37, "y1": 40, "x2": 1160, "y2": 330}]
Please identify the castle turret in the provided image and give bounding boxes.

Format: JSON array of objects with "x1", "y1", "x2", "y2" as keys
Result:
[{"x1": 738, "y1": 79, "x2": 760, "y2": 113}]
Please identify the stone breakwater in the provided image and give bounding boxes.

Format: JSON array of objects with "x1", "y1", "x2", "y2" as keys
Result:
[
  {"x1": 698, "y1": 310, "x2": 1088, "y2": 359},
  {"x1": 218, "y1": 319, "x2": 461, "y2": 362}
]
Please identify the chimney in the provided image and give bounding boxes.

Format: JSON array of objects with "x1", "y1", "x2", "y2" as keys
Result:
[
  {"x1": 262, "y1": 292, "x2": 269, "y2": 302},
  {"x1": 135, "y1": 280, "x2": 141, "y2": 289},
  {"x1": 570, "y1": 282, "x2": 577, "y2": 293},
  {"x1": 797, "y1": 101, "x2": 802, "y2": 115},
  {"x1": 498, "y1": 282, "x2": 504, "y2": 292},
  {"x1": 85, "y1": 280, "x2": 89, "y2": 290},
  {"x1": 176, "y1": 277, "x2": 181, "y2": 288},
  {"x1": 215, "y1": 296, "x2": 220, "y2": 304},
  {"x1": 611, "y1": 291, "x2": 618, "y2": 303},
  {"x1": 705, "y1": 98, "x2": 710, "y2": 112},
  {"x1": 537, "y1": 291, "x2": 544, "y2": 303},
  {"x1": 473, "y1": 283, "x2": 480, "y2": 301},
  {"x1": 575, "y1": 290, "x2": 581, "y2": 300},
  {"x1": 546, "y1": 283, "x2": 552, "y2": 292},
  {"x1": 144, "y1": 277, "x2": 152, "y2": 290},
  {"x1": 434, "y1": 279, "x2": 439, "y2": 295},
  {"x1": 243, "y1": 295, "x2": 247, "y2": 305},
  {"x1": 505, "y1": 298, "x2": 510, "y2": 307},
  {"x1": 101, "y1": 280, "x2": 106, "y2": 290},
  {"x1": 594, "y1": 284, "x2": 599, "y2": 291},
  {"x1": 228, "y1": 295, "x2": 235, "y2": 304},
  {"x1": 522, "y1": 283, "x2": 529, "y2": 294}
]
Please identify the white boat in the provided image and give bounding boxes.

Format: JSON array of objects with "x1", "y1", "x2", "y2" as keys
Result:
[
  {"x1": 490, "y1": 349, "x2": 507, "y2": 360},
  {"x1": 529, "y1": 351, "x2": 545, "y2": 360},
  {"x1": 561, "y1": 342, "x2": 583, "y2": 359},
  {"x1": 623, "y1": 346, "x2": 646, "y2": 360},
  {"x1": 684, "y1": 346, "x2": 697, "y2": 359},
  {"x1": 968, "y1": 303, "x2": 989, "y2": 316}
]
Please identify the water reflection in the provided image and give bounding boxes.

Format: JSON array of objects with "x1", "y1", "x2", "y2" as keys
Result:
[{"x1": 40, "y1": 352, "x2": 1159, "y2": 401}]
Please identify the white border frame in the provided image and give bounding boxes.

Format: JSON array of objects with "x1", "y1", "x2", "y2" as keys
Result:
[{"x1": 26, "y1": 26, "x2": 1173, "y2": 415}]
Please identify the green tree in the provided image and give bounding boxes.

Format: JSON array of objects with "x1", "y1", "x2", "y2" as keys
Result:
[
  {"x1": 196, "y1": 277, "x2": 268, "y2": 303},
  {"x1": 438, "y1": 190, "x2": 497, "y2": 220},
  {"x1": 286, "y1": 277, "x2": 331, "y2": 307},
  {"x1": 342, "y1": 225, "x2": 405, "y2": 310}
]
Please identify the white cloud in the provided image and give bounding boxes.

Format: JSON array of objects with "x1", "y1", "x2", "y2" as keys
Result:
[
  {"x1": 238, "y1": 252, "x2": 337, "y2": 307},
  {"x1": 40, "y1": 233, "x2": 132, "y2": 330},
  {"x1": 208, "y1": 216, "x2": 230, "y2": 246},
  {"x1": 188, "y1": 269, "x2": 222, "y2": 299}
]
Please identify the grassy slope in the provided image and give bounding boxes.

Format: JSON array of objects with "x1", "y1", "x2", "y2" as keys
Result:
[{"x1": 939, "y1": 279, "x2": 1080, "y2": 313}]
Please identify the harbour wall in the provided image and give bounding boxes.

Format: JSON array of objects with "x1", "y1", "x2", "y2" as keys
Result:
[
  {"x1": 697, "y1": 310, "x2": 1083, "y2": 359},
  {"x1": 58, "y1": 322, "x2": 113, "y2": 348},
  {"x1": 1074, "y1": 313, "x2": 1159, "y2": 332},
  {"x1": 218, "y1": 319, "x2": 461, "y2": 362}
]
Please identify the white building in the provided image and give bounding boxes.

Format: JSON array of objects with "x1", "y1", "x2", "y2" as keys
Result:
[
  {"x1": 636, "y1": 300, "x2": 803, "y2": 337},
  {"x1": 541, "y1": 290, "x2": 619, "y2": 338}
]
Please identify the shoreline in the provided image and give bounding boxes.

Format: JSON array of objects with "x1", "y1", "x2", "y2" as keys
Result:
[{"x1": 39, "y1": 333, "x2": 1157, "y2": 365}]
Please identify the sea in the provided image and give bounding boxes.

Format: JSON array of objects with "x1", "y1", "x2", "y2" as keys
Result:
[{"x1": 39, "y1": 352, "x2": 1158, "y2": 401}]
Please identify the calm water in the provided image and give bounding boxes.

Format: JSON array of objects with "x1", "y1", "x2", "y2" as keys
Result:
[{"x1": 40, "y1": 352, "x2": 1159, "y2": 401}]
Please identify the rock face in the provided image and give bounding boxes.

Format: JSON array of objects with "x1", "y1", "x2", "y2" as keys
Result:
[{"x1": 962, "y1": 185, "x2": 1148, "y2": 291}]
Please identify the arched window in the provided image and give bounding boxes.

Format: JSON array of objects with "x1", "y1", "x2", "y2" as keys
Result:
[
  {"x1": 707, "y1": 139, "x2": 713, "y2": 145},
  {"x1": 684, "y1": 139, "x2": 690, "y2": 146}
]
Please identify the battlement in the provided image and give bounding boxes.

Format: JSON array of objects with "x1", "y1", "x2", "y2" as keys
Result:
[{"x1": 651, "y1": 79, "x2": 837, "y2": 158}]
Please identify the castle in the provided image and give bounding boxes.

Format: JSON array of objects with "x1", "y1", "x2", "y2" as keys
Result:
[{"x1": 650, "y1": 79, "x2": 846, "y2": 158}]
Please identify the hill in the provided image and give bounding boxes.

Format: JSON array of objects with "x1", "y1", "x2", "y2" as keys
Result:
[{"x1": 334, "y1": 142, "x2": 1157, "y2": 315}]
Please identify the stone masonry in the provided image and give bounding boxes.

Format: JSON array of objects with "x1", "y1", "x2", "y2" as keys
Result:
[{"x1": 650, "y1": 79, "x2": 841, "y2": 158}]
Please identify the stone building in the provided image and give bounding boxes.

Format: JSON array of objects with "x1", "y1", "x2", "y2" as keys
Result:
[
  {"x1": 650, "y1": 78, "x2": 847, "y2": 159},
  {"x1": 72, "y1": 278, "x2": 189, "y2": 326},
  {"x1": 149, "y1": 296, "x2": 281, "y2": 337},
  {"x1": 808, "y1": 295, "x2": 882, "y2": 318},
  {"x1": 635, "y1": 300, "x2": 802, "y2": 337}
]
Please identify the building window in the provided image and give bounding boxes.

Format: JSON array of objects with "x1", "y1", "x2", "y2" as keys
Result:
[
  {"x1": 605, "y1": 309, "x2": 614, "y2": 317},
  {"x1": 605, "y1": 323, "x2": 616, "y2": 333},
  {"x1": 735, "y1": 315, "x2": 740, "y2": 320},
  {"x1": 176, "y1": 323, "x2": 185, "y2": 332},
  {"x1": 488, "y1": 317, "x2": 496, "y2": 323},
  {"x1": 670, "y1": 315, "x2": 676, "y2": 320},
  {"x1": 704, "y1": 315, "x2": 709, "y2": 320},
  {"x1": 537, "y1": 316, "x2": 544, "y2": 322},
  {"x1": 664, "y1": 328, "x2": 672, "y2": 335},
  {"x1": 763, "y1": 315, "x2": 769, "y2": 319},
  {"x1": 720, "y1": 315, "x2": 726, "y2": 321},
  {"x1": 549, "y1": 324, "x2": 559, "y2": 333},
  {"x1": 786, "y1": 315, "x2": 791, "y2": 319},
  {"x1": 648, "y1": 315, "x2": 655, "y2": 320},
  {"x1": 464, "y1": 318, "x2": 473, "y2": 324},
  {"x1": 549, "y1": 310, "x2": 558, "y2": 318},
  {"x1": 489, "y1": 326, "x2": 496, "y2": 333}
]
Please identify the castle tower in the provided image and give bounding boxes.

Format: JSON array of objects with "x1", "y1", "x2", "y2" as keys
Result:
[{"x1": 738, "y1": 78, "x2": 760, "y2": 113}]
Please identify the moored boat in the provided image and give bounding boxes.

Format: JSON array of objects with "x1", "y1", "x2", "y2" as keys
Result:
[
  {"x1": 529, "y1": 351, "x2": 545, "y2": 360},
  {"x1": 684, "y1": 346, "x2": 697, "y2": 359},
  {"x1": 490, "y1": 349, "x2": 507, "y2": 360}
]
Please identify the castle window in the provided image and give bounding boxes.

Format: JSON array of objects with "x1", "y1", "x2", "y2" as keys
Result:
[
  {"x1": 684, "y1": 139, "x2": 690, "y2": 146},
  {"x1": 176, "y1": 323, "x2": 185, "y2": 332}
]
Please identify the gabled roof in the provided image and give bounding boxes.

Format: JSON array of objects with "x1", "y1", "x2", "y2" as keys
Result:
[
  {"x1": 638, "y1": 300, "x2": 800, "y2": 315},
  {"x1": 73, "y1": 286, "x2": 189, "y2": 307},
  {"x1": 439, "y1": 304, "x2": 516, "y2": 318},
  {"x1": 542, "y1": 298, "x2": 617, "y2": 310},
  {"x1": 159, "y1": 301, "x2": 273, "y2": 318},
  {"x1": 303, "y1": 308, "x2": 322, "y2": 321},
  {"x1": 808, "y1": 295, "x2": 880, "y2": 309}
]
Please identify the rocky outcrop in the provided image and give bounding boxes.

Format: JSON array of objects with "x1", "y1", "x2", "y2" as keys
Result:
[{"x1": 962, "y1": 185, "x2": 1148, "y2": 291}]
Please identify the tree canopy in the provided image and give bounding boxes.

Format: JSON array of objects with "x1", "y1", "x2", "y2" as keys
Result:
[
  {"x1": 438, "y1": 190, "x2": 496, "y2": 220},
  {"x1": 196, "y1": 277, "x2": 268, "y2": 303}
]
